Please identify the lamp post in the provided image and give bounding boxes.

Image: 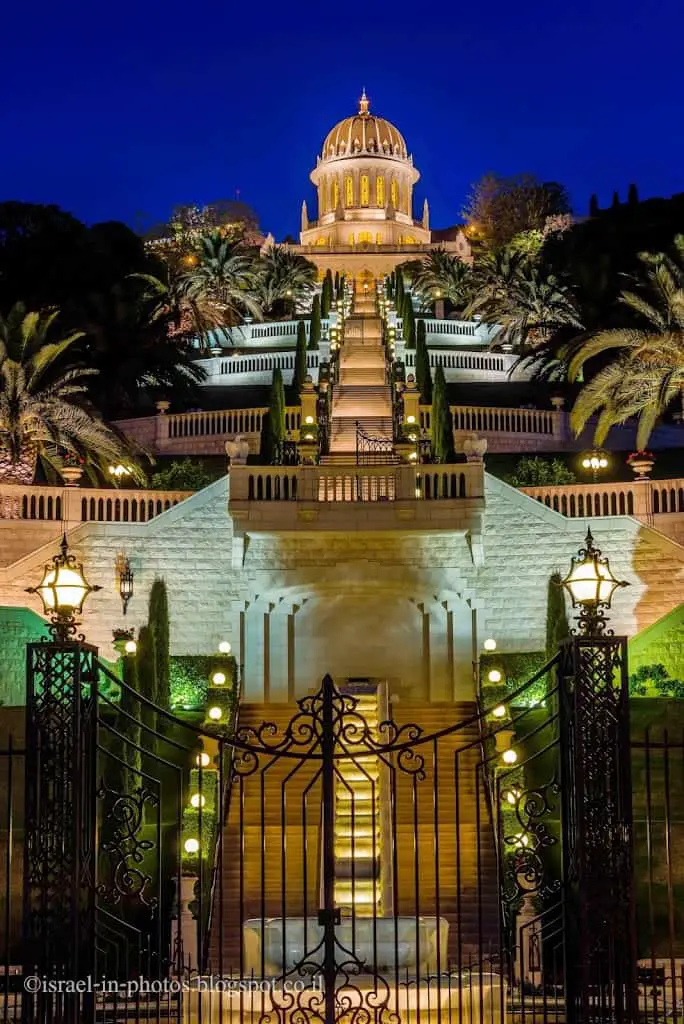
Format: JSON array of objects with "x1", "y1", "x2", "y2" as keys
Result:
[
  {"x1": 581, "y1": 449, "x2": 609, "y2": 483},
  {"x1": 24, "y1": 535, "x2": 101, "y2": 1007},
  {"x1": 559, "y1": 527, "x2": 628, "y2": 636},
  {"x1": 557, "y1": 529, "x2": 636, "y2": 1015}
]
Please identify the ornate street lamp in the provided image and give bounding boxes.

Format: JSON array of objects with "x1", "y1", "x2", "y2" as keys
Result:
[
  {"x1": 581, "y1": 449, "x2": 609, "y2": 483},
  {"x1": 26, "y1": 535, "x2": 101, "y2": 641},
  {"x1": 559, "y1": 528, "x2": 628, "y2": 636}
]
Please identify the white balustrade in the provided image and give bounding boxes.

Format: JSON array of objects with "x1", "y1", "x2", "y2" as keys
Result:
[{"x1": 0, "y1": 483, "x2": 191, "y2": 524}]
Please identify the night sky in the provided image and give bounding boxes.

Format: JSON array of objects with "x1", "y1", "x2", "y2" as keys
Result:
[{"x1": 2, "y1": 0, "x2": 682, "y2": 240}]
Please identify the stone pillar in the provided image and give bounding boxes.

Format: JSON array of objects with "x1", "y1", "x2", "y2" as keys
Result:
[
  {"x1": 300, "y1": 376, "x2": 317, "y2": 426},
  {"x1": 402, "y1": 377, "x2": 421, "y2": 428},
  {"x1": 427, "y1": 600, "x2": 454, "y2": 702},
  {"x1": 268, "y1": 603, "x2": 291, "y2": 703},
  {"x1": 243, "y1": 601, "x2": 266, "y2": 700}
]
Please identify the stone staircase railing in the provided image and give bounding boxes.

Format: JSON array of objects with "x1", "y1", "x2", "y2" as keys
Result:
[
  {"x1": 0, "y1": 483, "x2": 192, "y2": 525},
  {"x1": 519, "y1": 477, "x2": 684, "y2": 544},
  {"x1": 228, "y1": 462, "x2": 485, "y2": 503}
]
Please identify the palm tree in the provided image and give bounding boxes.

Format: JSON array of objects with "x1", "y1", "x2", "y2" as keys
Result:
[
  {"x1": 468, "y1": 252, "x2": 582, "y2": 351},
  {"x1": 0, "y1": 303, "x2": 140, "y2": 484},
  {"x1": 567, "y1": 236, "x2": 684, "y2": 447},
  {"x1": 77, "y1": 278, "x2": 207, "y2": 416},
  {"x1": 401, "y1": 249, "x2": 472, "y2": 312},
  {"x1": 178, "y1": 232, "x2": 262, "y2": 327},
  {"x1": 254, "y1": 246, "x2": 317, "y2": 318}
]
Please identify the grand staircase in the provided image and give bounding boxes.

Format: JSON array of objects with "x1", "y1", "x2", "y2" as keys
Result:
[
  {"x1": 333, "y1": 683, "x2": 387, "y2": 917},
  {"x1": 209, "y1": 693, "x2": 498, "y2": 973},
  {"x1": 322, "y1": 282, "x2": 396, "y2": 466}
]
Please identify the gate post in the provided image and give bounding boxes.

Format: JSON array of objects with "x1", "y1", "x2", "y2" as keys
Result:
[
  {"x1": 559, "y1": 636, "x2": 637, "y2": 1024},
  {"x1": 318, "y1": 674, "x2": 339, "y2": 1024},
  {"x1": 23, "y1": 640, "x2": 98, "y2": 1022}
]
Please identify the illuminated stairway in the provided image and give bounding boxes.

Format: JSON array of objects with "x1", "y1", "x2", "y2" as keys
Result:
[{"x1": 333, "y1": 683, "x2": 387, "y2": 917}]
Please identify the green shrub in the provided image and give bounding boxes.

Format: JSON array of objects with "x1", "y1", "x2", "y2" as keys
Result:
[
  {"x1": 507, "y1": 457, "x2": 576, "y2": 488},
  {"x1": 629, "y1": 663, "x2": 684, "y2": 697},
  {"x1": 150, "y1": 460, "x2": 220, "y2": 492},
  {"x1": 137, "y1": 624, "x2": 158, "y2": 743},
  {"x1": 481, "y1": 651, "x2": 548, "y2": 706},
  {"x1": 169, "y1": 654, "x2": 237, "y2": 710}
]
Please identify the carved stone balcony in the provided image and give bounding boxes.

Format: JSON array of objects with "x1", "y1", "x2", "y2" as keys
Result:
[{"x1": 227, "y1": 463, "x2": 485, "y2": 548}]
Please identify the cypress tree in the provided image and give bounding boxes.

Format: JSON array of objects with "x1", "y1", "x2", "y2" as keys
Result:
[
  {"x1": 137, "y1": 624, "x2": 158, "y2": 747},
  {"x1": 321, "y1": 270, "x2": 334, "y2": 317},
  {"x1": 294, "y1": 320, "x2": 308, "y2": 397},
  {"x1": 396, "y1": 269, "x2": 404, "y2": 306},
  {"x1": 589, "y1": 194, "x2": 599, "y2": 217},
  {"x1": 628, "y1": 183, "x2": 639, "y2": 206},
  {"x1": 259, "y1": 368, "x2": 287, "y2": 463},
  {"x1": 611, "y1": 190, "x2": 620, "y2": 209},
  {"x1": 545, "y1": 573, "x2": 570, "y2": 660},
  {"x1": 120, "y1": 652, "x2": 142, "y2": 791},
  {"x1": 402, "y1": 293, "x2": 415, "y2": 349},
  {"x1": 334, "y1": 270, "x2": 340, "y2": 294},
  {"x1": 309, "y1": 294, "x2": 321, "y2": 350},
  {"x1": 431, "y1": 364, "x2": 454, "y2": 463},
  {"x1": 415, "y1": 320, "x2": 432, "y2": 404},
  {"x1": 337, "y1": 274, "x2": 345, "y2": 300},
  {"x1": 149, "y1": 579, "x2": 170, "y2": 719}
]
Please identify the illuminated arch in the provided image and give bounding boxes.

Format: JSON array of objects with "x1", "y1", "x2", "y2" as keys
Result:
[
  {"x1": 376, "y1": 175, "x2": 385, "y2": 207},
  {"x1": 360, "y1": 174, "x2": 370, "y2": 207},
  {"x1": 390, "y1": 179, "x2": 399, "y2": 208},
  {"x1": 331, "y1": 179, "x2": 339, "y2": 209}
]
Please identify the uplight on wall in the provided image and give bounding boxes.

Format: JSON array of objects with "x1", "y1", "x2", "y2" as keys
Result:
[
  {"x1": 190, "y1": 794, "x2": 206, "y2": 809},
  {"x1": 483, "y1": 638, "x2": 497, "y2": 651},
  {"x1": 184, "y1": 838, "x2": 200, "y2": 854},
  {"x1": 218, "y1": 641, "x2": 232, "y2": 654},
  {"x1": 488, "y1": 669, "x2": 503, "y2": 683},
  {"x1": 207, "y1": 706, "x2": 222, "y2": 721},
  {"x1": 502, "y1": 748, "x2": 518, "y2": 765},
  {"x1": 195, "y1": 752, "x2": 211, "y2": 768}
]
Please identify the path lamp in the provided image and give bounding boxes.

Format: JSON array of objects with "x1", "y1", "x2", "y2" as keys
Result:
[
  {"x1": 559, "y1": 528, "x2": 628, "y2": 636},
  {"x1": 26, "y1": 534, "x2": 101, "y2": 641}
]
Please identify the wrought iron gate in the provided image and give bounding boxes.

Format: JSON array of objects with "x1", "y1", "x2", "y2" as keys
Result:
[{"x1": 4, "y1": 635, "x2": 644, "y2": 1022}]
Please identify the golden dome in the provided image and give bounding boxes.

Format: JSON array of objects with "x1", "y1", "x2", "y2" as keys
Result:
[{"x1": 321, "y1": 90, "x2": 408, "y2": 162}]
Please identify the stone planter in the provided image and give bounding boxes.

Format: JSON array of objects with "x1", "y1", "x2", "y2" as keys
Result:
[
  {"x1": 61, "y1": 466, "x2": 83, "y2": 487},
  {"x1": 493, "y1": 727, "x2": 515, "y2": 754},
  {"x1": 628, "y1": 457, "x2": 654, "y2": 479}
]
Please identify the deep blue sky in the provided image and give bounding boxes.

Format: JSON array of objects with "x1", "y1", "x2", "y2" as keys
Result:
[{"x1": 2, "y1": 0, "x2": 682, "y2": 240}]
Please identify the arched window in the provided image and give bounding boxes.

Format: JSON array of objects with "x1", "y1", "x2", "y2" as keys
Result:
[
  {"x1": 331, "y1": 179, "x2": 339, "y2": 209},
  {"x1": 376, "y1": 232, "x2": 383, "y2": 244},
  {"x1": 358, "y1": 232, "x2": 372, "y2": 243},
  {"x1": 344, "y1": 176, "x2": 354, "y2": 207},
  {"x1": 360, "y1": 174, "x2": 369, "y2": 206},
  {"x1": 376, "y1": 174, "x2": 385, "y2": 207},
  {"x1": 348, "y1": 233, "x2": 355, "y2": 245},
  {"x1": 390, "y1": 179, "x2": 399, "y2": 208}
]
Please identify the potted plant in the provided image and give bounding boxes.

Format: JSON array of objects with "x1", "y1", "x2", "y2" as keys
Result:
[
  {"x1": 626, "y1": 450, "x2": 655, "y2": 479},
  {"x1": 61, "y1": 451, "x2": 85, "y2": 486}
]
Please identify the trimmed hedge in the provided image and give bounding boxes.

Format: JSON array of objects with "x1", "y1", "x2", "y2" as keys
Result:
[
  {"x1": 170, "y1": 654, "x2": 237, "y2": 710},
  {"x1": 480, "y1": 650, "x2": 548, "y2": 706}
]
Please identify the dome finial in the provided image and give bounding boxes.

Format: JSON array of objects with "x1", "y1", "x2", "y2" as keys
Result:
[{"x1": 359, "y1": 87, "x2": 370, "y2": 115}]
